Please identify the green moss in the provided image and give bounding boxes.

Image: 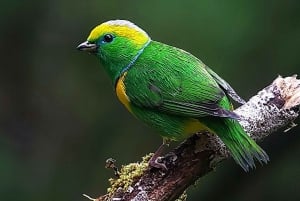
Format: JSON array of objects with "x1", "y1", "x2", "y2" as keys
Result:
[
  {"x1": 107, "y1": 153, "x2": 152, "y2": 196},
  {"x1": 175, "y1": 191, "x2": 187, "y2": 201}
]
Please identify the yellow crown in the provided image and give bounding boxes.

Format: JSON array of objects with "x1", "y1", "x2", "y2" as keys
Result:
[{"x1": 87, "y1": 20, "x2": 150, "y2": 46}]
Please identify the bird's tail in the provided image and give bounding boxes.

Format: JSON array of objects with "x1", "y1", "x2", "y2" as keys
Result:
[{"x1": 202, "y1": 117, "x2": 269, "y2": 171}]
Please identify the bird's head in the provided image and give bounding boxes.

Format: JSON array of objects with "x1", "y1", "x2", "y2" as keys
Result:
[{"x1": 77, "y1": 20, "x2": 151, "y2": 83}]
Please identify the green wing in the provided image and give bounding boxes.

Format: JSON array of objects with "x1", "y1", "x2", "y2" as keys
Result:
[
  {"x1": 204, "y1": 66, "x2": 245, "y2": 104},
  {"x1": 158, "y1": 99, "x2": 239, "y2": 119},
  {"x1": 124, "y1": 41, "x2": 239, "y2": 119}
]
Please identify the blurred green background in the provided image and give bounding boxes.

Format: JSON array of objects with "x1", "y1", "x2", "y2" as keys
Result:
[{"x1": 0, "y1": 0, "x2": 299, "y2": 201}]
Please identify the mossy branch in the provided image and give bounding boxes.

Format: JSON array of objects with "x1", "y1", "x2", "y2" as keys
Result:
[{"x1": 86, "y1": 75, "x2": 300, "y2": 201}]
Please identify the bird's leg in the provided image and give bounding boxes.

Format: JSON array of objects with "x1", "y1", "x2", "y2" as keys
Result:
[{"x1": 149, "y1": 138, "x2": 170, "y2": 170}]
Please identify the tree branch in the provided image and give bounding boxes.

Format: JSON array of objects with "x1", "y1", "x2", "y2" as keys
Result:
[{"x1": 89, "y1": 75, "x2": 300, "y2": 201}]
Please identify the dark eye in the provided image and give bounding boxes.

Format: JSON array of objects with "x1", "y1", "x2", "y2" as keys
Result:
[{"x1": 103, "y1": 34, "x2": 114, "y2": 43}]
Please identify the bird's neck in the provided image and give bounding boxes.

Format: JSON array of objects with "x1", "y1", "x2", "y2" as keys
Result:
[
  {"x1": 119, "y1": 39, "x2": 151, "y2": 75},
  {"x1": 103, "y1": 39, "x2": 151, "y2": 87}
]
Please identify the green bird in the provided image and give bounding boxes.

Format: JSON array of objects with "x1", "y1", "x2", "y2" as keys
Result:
[{"x1": 77, "y1": 20, "x2": 269, "y2": 171}]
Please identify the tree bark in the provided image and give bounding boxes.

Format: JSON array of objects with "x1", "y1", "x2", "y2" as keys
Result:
[{"x1": 89, "y1": 75, "x2": 300, "y2": 201}]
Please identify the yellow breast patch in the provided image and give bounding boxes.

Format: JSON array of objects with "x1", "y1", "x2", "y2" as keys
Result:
[{"x1": 116, "y1": 72, "x2": 132, "y2": 113}]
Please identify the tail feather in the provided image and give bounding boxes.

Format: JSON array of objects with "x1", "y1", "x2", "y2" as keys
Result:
[{"x1": 202, "y1": 117, "x2": 269, "y2": 171}]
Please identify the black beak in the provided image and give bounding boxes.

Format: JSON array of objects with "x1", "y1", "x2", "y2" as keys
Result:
[{"x1": 77, "y1": 41, "x2": 98, "y2": 53}]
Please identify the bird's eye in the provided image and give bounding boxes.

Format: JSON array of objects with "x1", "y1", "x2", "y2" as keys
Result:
[{"x1": 103, "y1": 34, "x2": 114, "y2": 43}]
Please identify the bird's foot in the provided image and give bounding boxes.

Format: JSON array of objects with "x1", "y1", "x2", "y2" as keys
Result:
[
  {"x1": 149, "y1": 155, "x2": 168, "y2": 171},
  {"x1": 148, "y1": 139, "x2": 170, "y2": 171}
]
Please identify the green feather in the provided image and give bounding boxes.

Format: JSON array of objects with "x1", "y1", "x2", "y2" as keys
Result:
[
  {"x1": 125, "y1": 41, "x2": 269, "y2": 170},
  {"x1": 78, "y1": 20, "x2": 269, "y2": 171},
  {"x1": 201, "y1": 117, "x2": 269, "y2": 171}
]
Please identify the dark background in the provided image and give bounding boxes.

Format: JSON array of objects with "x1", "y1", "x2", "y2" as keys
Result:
[{"x1": 0, "y1": 0, "x2": 299, "y2": 201}]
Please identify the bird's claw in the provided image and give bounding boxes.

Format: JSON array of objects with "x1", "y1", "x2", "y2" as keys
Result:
[{"x1": 149, "y1": 156, "x2": 168, "y2": 171}]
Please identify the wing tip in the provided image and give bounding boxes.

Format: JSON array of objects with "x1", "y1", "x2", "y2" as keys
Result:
[{"x1": 217, "y1": 109, "x2": 240, "y2": 120}]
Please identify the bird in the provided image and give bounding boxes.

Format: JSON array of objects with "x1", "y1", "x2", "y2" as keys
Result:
[{"x1": 77, "y1": 19, "x2": 269, "y2": 171}]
